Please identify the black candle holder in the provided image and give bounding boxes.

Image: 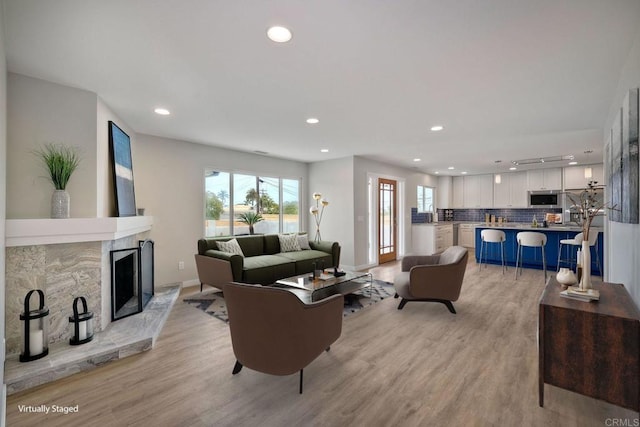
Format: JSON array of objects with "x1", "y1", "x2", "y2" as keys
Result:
[
  {"x1": 19, "y1": 289, "x2": 49, "y2": 362},
  {"x1": 69, "y1": 296, "x2": 94, "y2": 345}
]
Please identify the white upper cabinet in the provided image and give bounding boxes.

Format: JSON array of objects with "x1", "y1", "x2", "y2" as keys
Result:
[
  {"x1": 494, "y1": 171, "x2": 528, "y2": 208},
  {"x1": 563, "y1": 164, "x2": 604, "y2": 190},
  {"x1": 461, "y1": 174, "x2": 493, "y2": 208},
  {"x1": 527, "y1": 168, "x2": 562, "y2": 191},
  {"x1": 452, "y1": 176, "x2": 464, "y2": 208},
  {"x1": 437, "y1": 176, "x2": 452, "y2": 209}
]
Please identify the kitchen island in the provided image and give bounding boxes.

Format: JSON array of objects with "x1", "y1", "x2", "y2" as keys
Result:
[{"x1": 474, "y1": 224, "x2": 603, "y2": 274}]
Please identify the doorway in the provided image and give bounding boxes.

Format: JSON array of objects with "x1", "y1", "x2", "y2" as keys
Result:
[{"x1": 378, "y1": 178, "x2": 397, "y2": 264}]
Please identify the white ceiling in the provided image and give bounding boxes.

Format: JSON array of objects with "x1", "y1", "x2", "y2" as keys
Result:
[{"x1": 4, "y1": 0, "x2": 640, "y2": 175}]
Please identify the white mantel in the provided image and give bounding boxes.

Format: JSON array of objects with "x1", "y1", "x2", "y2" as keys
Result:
[{"x1": 5, "y1": 216, "x2": 153, "y2": 247}]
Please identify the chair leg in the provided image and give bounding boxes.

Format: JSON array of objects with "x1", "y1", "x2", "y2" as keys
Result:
[
  {"x1": 515, "y1": 243, "x2": 521, "y2": 280},
  {"x1": 542, "y1": 246, "x2": 547, "y2": 282},
  {"x1": 595, "y1": 247, "x2": 602, "y2": 276},
  {"x1": 232, "y1": 360, "x2": 243, "y2": 375},
  {"x1": 397, "y1": 299, "x2": 408, "y2": 310},
  {"x1": 501, "y1": 241, "x2": 506, "y2": 274},
  {"x1": 556, "y1": 243, "x2": 563, "y2": 272},
  {"x1": 200, "y1": 282, "x2": 204, "y2": 292},
  {"x1": 443, "y1": 301, "x2": 456, "y2": 314},
  {"x1": 299, "y1": 369, "x2": 304, "y2": 394},
  {"x1": 479, "y1": 240, "x2": 484, "y2": 270},
  {"x1": 394, "y1": 293, "x2": 399, "y2": 299}
]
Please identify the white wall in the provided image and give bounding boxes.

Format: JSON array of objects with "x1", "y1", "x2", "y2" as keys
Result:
[
  {"x1": 308, "y1": 157, "x2": 355, "y2": 267},
  {"x1": 134, "y1": 134, "x2": 308, "y2": 285},
  {"x1": 0, "y1": 5, "x2": 8, "y2": 424},
  {"x1": 6, "y1": 73, "x2": 98, "y2": 218},
  {"x1": 605, "y1": 29, "x2": 640, "y2": 306},
  {"x1": 352, "y1": 156, "x2": 437, "y2": 268}
]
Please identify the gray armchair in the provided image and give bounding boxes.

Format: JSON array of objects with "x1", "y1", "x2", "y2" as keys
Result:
[
  {"x1": 223, "y1": 282, "x2": 343, "y2": 393},
  {"x1": 393, "y1": 246, "x2": 468, "y2": 313}
]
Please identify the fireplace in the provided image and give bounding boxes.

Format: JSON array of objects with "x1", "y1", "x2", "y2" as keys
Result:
[{"x1": 110, "y1": 240, "x2": 154, "y2": 321}]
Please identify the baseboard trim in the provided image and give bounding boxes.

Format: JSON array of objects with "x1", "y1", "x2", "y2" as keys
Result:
[{"x1": 181, "y1": 279, "x2": 200, "y2": 288}]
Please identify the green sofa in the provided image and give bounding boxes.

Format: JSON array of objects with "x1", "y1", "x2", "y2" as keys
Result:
[{"x1": 195, "y1": 234, "x2": 341, "y2": 288}]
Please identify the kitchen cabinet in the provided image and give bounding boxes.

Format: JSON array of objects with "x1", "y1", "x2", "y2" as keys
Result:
[
  {"x1": 463, "y1": 175, "x2": 493, "y2": 208},
  {"x1": 493, "y1": 171, "x2": 528, "y2": 208},
  {"x1": 437, "y1": 176, "x2": 452, "y2": 209},
  {"x1": 527, "y1": 168, "x2": 562, "y2": 191},
  {"x1": 412, "y1": 224, "x2": 454, "y2": 255},
  {"x1": 452, "y1": 176, "x2": 464, "y2": 208},
  {"x1": 458, "y1": 224, "x2": 476, "y2": 248},
  {"x1": 563, "y1": 164, "x2": 604, "y2": 190}
]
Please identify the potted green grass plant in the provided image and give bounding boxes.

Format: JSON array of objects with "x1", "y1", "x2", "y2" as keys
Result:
[{"x1": 34, "y1": 143, "x2": 81, "y2": 218}]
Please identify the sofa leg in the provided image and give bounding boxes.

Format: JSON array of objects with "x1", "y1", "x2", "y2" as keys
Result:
[
  {"x1": 325, "y1": 346, "x2": 331, "y2": 352},
  {"x1": 394, "y1": 293, "x2": 399, "y2": 299},
  {"x1": 232, "y1": 360, "x2": 243, "y2": 375},
  {"x1": 397, "y1": 299, "x2": 408, "y2": 310},
  {"x1": 200, "y1": 282, "x2": 204, "y2": 292}
]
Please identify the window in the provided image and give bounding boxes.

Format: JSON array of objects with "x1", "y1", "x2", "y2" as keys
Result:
[
  {"x1": 204, "y1": 170, "x2": 300, "y2": 236},
  {"x1": 417, "y1": 185, "x2": 434, "y2": 213}
]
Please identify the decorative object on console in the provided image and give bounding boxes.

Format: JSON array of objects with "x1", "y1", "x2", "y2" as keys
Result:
[
  {"x1": 566, "y1": 181, "x2": 612, "y2": 290},
  {"x1": 19, "y1": 290, "x2": 50, "y2": 362},
  {"x1": 236, "y1": 211, "x2": 263, "y2": 235},
  {"x1": 69, "y1": 296, "x2": 94, "y2": 345},
  {"x1": 556, "y1": 268, "x2": 577, "y2": 287},
  {"x1": 310, "y1": 192, "x2": 329, "y2": 243},
  {"x1": 33, "y1": 143, "x2": 81, "y2": 219}
]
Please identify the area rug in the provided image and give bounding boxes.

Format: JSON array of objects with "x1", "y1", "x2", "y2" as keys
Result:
[{"x1": 183, "y1": 279, "x2": 394, "y2": 324}]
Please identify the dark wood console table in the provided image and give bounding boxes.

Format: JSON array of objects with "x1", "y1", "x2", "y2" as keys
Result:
[{"x1": 539, "y1": 277, "x2": 640, "y2": 412}]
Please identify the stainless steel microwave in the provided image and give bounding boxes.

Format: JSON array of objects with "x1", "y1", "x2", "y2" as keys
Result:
[{"x1": 529, "y1": 191, "x2": 561, "y2": 208}]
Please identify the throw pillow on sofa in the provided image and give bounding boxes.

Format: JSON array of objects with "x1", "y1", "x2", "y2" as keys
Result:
[
  {"x1": 278, "y1": 234, "x2": 301, "y2": 252},
  {"x1": 297, "y1": 233, "x2": 311, "y2": 250},
  {"x1": 216, "y1": 238, "x2": 245, "y2": 256}
]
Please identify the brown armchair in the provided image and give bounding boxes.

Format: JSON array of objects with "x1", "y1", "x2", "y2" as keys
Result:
[
  {"x1": 393, "y1": 246, "x2": 468, "y2": 313},
  {"x1": 223, "y1": 282, "x2": 344, "y2": 394}
]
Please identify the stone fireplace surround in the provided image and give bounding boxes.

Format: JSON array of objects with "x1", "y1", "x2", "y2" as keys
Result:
[{"x1": 4, "y1": 216, "x2": 180, "y2": 394}]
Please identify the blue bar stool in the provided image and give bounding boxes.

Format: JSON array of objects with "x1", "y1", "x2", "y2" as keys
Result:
[
  {"x1": 479, "y1": 229, "x2": 507, "y2": 274},
  {"x1": 515, "y1": 232, "x2": 547, "y2": 281}
]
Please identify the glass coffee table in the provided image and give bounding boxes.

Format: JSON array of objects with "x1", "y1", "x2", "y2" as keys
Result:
[{"x1": 273, "y1": 271, "x2": 372, "y2": 304}]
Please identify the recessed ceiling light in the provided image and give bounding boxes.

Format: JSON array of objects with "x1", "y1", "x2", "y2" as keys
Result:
[
  {"x1": 267, "y1": 26, "x2": 292, "y2": 43},
  {"x1": 306, "y1": 118, "x2": 319, "y2": 124},
  {"x1": 434, "y1": 171, "x2": 440, "y2": 174},
  {"x1": 461, "y1": 171, "x2": 468, "y2": 175},
  {"x1": 569, "y1": 161, "x2": 578, "y2": 165},
  {"x1": 509, "y1": 167, "x2": 517, "y2": 170},
  {"x1": 430, "y1": 125, "x2": 444, "y2": 132},
  {"x1": 447, "y1": 166, "x2": 455, "y2": 170},
  {"x1": 320, "y1": 149, "x2": 329, "y2": 153},
  {"x1": 413, "y1": 158, "x2": 421, "y2": 162},
  {"x1": 154, "y1": 108, "x2": 170, "y2": 115}
]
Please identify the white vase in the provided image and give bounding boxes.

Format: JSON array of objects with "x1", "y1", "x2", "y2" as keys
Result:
[
  {"x1": 51, "y1": 190, "x2": 70, "y2": 219},
  {"x1": 579, "y1": 240, "x2": 592, "y2": 290},
  {"x1": 556, "y1": 268, "x2": 577, "y2": 285}
]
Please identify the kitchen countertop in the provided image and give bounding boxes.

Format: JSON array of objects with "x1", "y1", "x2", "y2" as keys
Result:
[{"x1": 475, "y1": 223, "x2": 602, "y2": 232}]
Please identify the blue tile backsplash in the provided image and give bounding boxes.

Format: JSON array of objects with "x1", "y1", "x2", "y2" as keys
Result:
[
  {"x1": 410, "y1": 207, "x2": 562, "y2": 224},
  {"x1": 432, "y1": 208, "x2": 562, "y2": 223}
]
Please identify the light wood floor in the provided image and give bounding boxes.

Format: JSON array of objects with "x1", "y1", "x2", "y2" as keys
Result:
[{"x1": 6, "y1": 254, "x2": 638, "y2": 426}]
